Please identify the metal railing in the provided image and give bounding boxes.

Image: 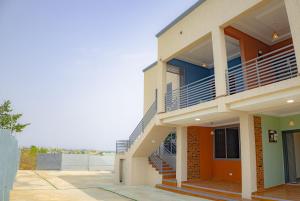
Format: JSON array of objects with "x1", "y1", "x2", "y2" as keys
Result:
[
  {"x1": 159, "y1": 141, "x2": 176, "y2": 171},
  {"x1": 116, "y1": 140, "x2": 129, "y2": 153},
  {"x1": 165, "y1": 74, "x2": 216, "y2": 112},
  {"x1": 116, "y1": 98, "x2": 157, "y2": 153},
  {"x1": 149, "y1": 134, "x2": 176, "y2": 172},
  {"x1": 149, "y1": 153, "x2": 163, "y2": 172},
  {"x1": 226, "y1": 44, "x2": 298, "y2": 95}
]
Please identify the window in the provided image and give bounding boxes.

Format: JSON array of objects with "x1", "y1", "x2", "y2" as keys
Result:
[{"x1": 214, "y1": 127, "x2": 240, "y2": 159}]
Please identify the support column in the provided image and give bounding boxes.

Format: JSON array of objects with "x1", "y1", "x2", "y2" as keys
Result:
[
  {"x1": 157, "y1": 61, "x2": 167, "y2": 113},
  {"x1": 240, "y1": 113, "x2": 257, "y2": 199},
  {"x1": 176, "y1": 126, "x2": 187, "y2": 187},
  {"x1": 212, "y1": 27, "x2": 228, "y2": 97},
  {"x1": 284, "y1": 0, "x2": 300, "y2": 74}
]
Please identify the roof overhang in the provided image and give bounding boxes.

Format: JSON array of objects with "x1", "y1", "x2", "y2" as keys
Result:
[{"x1": 156, "y1": 0, "x2": 206, "y2": 38}]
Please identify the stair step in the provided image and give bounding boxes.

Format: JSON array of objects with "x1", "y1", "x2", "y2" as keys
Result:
[
  {"x1": 156, "y1": 184, "x2": 240, "y2": 201},
  {"x1": 159, "y1": 170, "x2": 175, "y2": 174},
  {"x1": 251, "y1": 194, "x2": 291, "y2": 201},
  {"x1": 162, "y1": 179, "x2": 177, "y2": 187},
  {"x1": 163, "y1": 174, "x2": 176, "y2": 179},
  {"x1": 162, "y1": 167, "x2": 173, "y2": 171},
  {"x1": 181, "y1": 183, "x2": 241, "y2": 199}
]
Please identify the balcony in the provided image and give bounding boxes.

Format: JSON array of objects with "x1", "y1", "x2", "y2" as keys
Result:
[
  {"x1": 226, "y1": 44, "x2": 297, "y2": 95},
  {"x1": 165, "y1": 74, "x2": 216, "y2": 112}
]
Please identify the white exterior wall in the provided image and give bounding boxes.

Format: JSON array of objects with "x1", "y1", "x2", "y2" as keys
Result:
[
  {"x1": 144, "y1": 64, "x2": 158, "y2": 114},
  {"x1": 114, "y1": 154, "x2": 162, "y2": 186},
  {"x1": 240, "y1": 114, "x2": 257, "y2": 199},
  {"x1": 176, "y1": 126, "x2": 187, "y2": 187}
]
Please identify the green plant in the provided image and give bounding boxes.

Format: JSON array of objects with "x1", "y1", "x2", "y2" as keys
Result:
[{"x1": 0, "y1": 100, "x2": 30, "y2": 133}]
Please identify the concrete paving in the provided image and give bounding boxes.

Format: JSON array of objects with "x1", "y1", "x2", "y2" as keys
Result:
[
  {"x1": 10, "y1": 171, "x2": 132, "y2": 201},
  {"x1": 10, "y1": 171, "x2": 207, "y2": 201}
]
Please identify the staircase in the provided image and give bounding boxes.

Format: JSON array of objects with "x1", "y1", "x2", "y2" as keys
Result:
[{"x1": 148, "y1": 135, "x2": 177, "y2": 187}]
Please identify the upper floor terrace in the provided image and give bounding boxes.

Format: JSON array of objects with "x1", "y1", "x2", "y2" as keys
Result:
[
  {"x1": 150, "y1": 0, "x2": 300, "y2": 117},
  {"x1": 117, "y1": 0, "x2": 300, "y2": 153}
]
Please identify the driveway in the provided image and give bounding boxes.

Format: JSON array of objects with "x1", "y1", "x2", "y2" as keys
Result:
[
  {"x1": 11, "y1": 171, "x2": 206, "y2": 201},
  {"x1": 10, "y1": 171, "x2": 132, "y2": 201}
]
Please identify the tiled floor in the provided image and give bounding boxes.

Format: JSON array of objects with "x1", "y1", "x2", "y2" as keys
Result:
[
  {"x1": 253, "y1": 184, "x2": 300, "y2": 201},
  {"x1": 183, "y1": 179, "x2": 242, "y2": 194}
]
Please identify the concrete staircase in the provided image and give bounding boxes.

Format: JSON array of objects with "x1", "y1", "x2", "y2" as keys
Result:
[{"x1": 148, "y1": 154, "x2": 177, "y2": 187}]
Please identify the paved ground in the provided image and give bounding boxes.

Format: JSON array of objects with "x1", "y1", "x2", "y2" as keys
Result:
[{"x1": 11, "y1": 171, "x2": 207, "y2": 201}]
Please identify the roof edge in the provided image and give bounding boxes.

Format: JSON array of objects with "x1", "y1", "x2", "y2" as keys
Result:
[
  {"x1": 156, "y1": 0, "x2": 206, "y2": 38},
  {"x1": 142, "y1": 61, "x2": 158, "y2": 72}
]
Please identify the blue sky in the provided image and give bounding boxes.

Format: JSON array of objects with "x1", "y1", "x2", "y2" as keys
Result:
[{"x1": 0, "y1": 0, "x2": 197, "y2": 150}]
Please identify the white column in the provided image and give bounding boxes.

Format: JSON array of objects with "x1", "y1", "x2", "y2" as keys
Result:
[
  {"x1": 284, "y1": 0, "x2": 300, "y2": 74},
  {"x1": 157, "y1": 61, "x2": 167, "y2": 113},
  {"x1": 239, "y1": 113, "x2": 257, "y2": 199},
  {"x1": 212, "y1": 27, "x2": 228, "y2": 97},
  {"x1": 176, "y1": 126, "x2": 187, "y2": 187}
]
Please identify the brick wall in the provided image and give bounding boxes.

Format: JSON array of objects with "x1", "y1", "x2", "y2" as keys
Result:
[
  {"x1": 187, "y1": 127, "x2": 201, "y2": 180},
  {"x1": 254, "y1": 116, "x2": 265, "y2": 192}
]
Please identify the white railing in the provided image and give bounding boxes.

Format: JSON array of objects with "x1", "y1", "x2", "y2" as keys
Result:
[
  {"x1": 165, "y1": 74, "x2": 216, "y2": 112},
  {"x1": 226, "y1": 44, "x2": 298, "y2": 95}
]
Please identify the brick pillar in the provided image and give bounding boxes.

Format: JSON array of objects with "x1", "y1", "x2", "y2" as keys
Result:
[
  {"x1": 187, "y1": 128, "x2": 201, "y2": 180},
  {"x1": 254, "y1": 116, "x2": 264, "y2": 192}
]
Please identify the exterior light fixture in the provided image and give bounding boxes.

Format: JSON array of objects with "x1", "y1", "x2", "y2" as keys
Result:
[
  {"x1": 289, "y1": 120, "x2": 295, "y2": 127},
  {"x1": 272, "y1": 32, "x2": 279, "y2": 40},
  {"x1": 195, "y1": 118, "x2": 201, "y2": 121},
  {"x1": 287, "y1": 99, "x2": 295, "y2": 103},
  {"x1": 202, "y1": 63, "x2": 207, "y2": 67}
]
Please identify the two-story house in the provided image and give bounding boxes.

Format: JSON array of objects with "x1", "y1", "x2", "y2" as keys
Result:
[{"x1": 115, "y1": 0, "x2": 300, "y2": 200}]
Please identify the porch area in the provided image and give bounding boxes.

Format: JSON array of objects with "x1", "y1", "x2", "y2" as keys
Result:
[{"x1": 253, "y1": 184, "x2": 300, "y2": 201}]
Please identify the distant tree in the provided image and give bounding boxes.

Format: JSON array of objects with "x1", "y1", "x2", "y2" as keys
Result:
[
  {"x1": 0, "y1": 100, "x2": 30, "y2": 133},
  {"x1": 38, "y1": 147, "x2": 48, "y2": 153},
  {"x1": 29, "y1": 145, "x2": 38, "y2": 153}
]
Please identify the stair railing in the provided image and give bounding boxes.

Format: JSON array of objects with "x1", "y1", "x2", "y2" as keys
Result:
[
  {"x1": 116, "y1": 91, "x2": 157, "y2": 153},
  {"x1": 149, "y1": 136, "x2": 176, "y2": 173}
]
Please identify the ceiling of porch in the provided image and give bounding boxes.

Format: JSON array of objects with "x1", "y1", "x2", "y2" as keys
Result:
[
  {"x1": 175, "y1": 36, "x2": 240, "y2": 68},
  {"x1": 231, "y1": 0, "x2": 291, "y2": 45}
]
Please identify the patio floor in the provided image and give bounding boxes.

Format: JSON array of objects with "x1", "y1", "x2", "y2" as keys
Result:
[{"x1": 253, "y1": 184, "x2": 300, "y2": 201}]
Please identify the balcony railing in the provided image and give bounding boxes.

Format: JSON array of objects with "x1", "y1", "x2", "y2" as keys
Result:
[
  {"x1": 165, "y1": 74, "x2": 216, "y2": 112},
  {"x1": 116, "y1": 98, "x2": 157, "y2": 153},
  {"x1": 226, "y1": 44, "x2": 298, "y2": 95}
]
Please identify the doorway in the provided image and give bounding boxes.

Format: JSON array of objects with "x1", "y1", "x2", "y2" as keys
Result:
[
  {"x1": 119, "y1": 159, "x2": 124, "y2": 183},
  {"x1": 282, "y1": 130, "x2": 300, "y2": 184}
]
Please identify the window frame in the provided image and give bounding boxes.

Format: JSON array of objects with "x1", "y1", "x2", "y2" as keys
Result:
[{"x1": 213, "y1": 125, "x2": 241, "y2": 160}]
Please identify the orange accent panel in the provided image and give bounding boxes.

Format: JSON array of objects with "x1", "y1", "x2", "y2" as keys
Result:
[
  {"x1": 198, "y1": 127, "x2": 213, "y2": 180},
  {"x1": 224, "y1": 26, "x2": 270, "y2": 61},
  {"x1": 212, "y1": 160, "x2": 241, "y2": 183}
]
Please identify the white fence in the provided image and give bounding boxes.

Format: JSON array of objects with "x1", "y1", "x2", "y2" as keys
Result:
[
  {"x1": 37, "y1": 153, "x2": 114, "y2": 171},
  {"x1": 0, "y1": 129, "x2": 19, "y2": 201}
]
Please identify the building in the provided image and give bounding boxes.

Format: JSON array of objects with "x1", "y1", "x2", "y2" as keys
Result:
[{"x1": 115, "y1": 0, "x2": 300, "y2": 200}]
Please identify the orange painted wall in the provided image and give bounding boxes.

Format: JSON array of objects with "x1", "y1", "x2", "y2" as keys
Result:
[
  {"x1": 213, "y1": 160, "x2": 241, "y2": 182},
  {"x1": 224, "y1": 26, "x2": 270, "y2": 62},
  {"x1": 187, "y1": 126, "x2": 241, "y2": 183},
  {"x1": 225, "y1": 26, "x2": 293, "y2": 61},
  {"x1": 198, "y1": 127, "x2": 213, "y2": 179}
]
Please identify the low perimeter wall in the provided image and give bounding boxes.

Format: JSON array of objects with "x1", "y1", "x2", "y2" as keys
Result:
[
  {"x1": 0, "y1": 129, "x2": 19, "y2": 201},
  {"x1": 36, "y1": 153, "x2": 114, "y2": 171}
]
